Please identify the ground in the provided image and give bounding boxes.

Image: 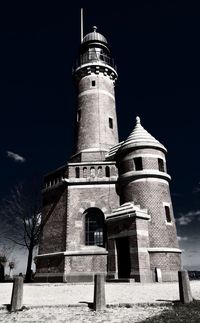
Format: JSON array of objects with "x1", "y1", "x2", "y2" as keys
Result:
[{"x1": 0, "y1": 281, "x2": 200, "y2": 322}]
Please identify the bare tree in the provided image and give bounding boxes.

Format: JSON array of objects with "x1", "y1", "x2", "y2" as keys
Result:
[{"x1": 0, "y1": 181, "x2": 42, "y2": 282}]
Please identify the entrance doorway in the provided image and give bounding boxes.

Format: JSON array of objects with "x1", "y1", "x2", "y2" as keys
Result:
[
  {"x1": 0, "y1": 264, "x2": 5, "y2": 282},
  {"x1": 116, "y1": 237, "x2": 131, "y2": 278}
]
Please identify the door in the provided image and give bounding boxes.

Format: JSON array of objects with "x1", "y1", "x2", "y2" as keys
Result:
[{"x1": 116, "y1": 237, "x2": 131, "y2": 278}]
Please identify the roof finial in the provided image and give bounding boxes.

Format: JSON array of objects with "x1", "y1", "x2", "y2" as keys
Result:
[
  {"x1": 93, "y1": 26, "x2": 97, "y2": 32},
  {"x1": 136, "y1": 116, "x2": 141, "y2": 125}
]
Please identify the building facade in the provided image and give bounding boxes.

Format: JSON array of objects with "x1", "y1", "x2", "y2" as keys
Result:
[{"x1": 35, "y1": 27, "x2": 181, "y2": 283}]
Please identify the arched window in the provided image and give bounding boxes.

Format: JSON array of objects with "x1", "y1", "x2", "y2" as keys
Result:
[
  {"x1": 97, "y1": 166, "x2": 103, "y2": 177},
  {"x1": 75, "y1": 167, "x2": 80, "y2": 178},
  {"x1": 111, "y1": 165, "x2": 116, "y2": 176},
  {"x1": 90, "y1": 167, "x2": 95, "y2": 177},
  {"x1": 83, "y1": 167, "x2": 87, "y2": 178},
  {"x1": 85, "y1": 208, "x2": 105, "y2": 247},
  {"x1": 105, "y1": 166, "x2": 110, "y2": 177}
]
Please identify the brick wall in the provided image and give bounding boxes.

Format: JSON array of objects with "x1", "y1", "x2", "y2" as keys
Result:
[
  {"x1": 122, "y1": 179, "x2": 179, "y2": 249},
  {"x1": 36, "y1": 254, "x2": 64, "y2": 274},
  {"x1": 65, "y1": 255, "x2": 107, "y2": 273},
  {"x1": 66, "y1": 183, "x2": 119, "y2": 249},
  {"x1": 38, "y1": 185, "x2": 67, "y2": 254},
  {"x1": 150, "y1": 252, "x2": 181, "y2": 281}
]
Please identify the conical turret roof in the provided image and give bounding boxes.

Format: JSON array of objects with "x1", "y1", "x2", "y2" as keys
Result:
[{"x1": 120, "y1": 116, "x2": 167, "y2": 153}]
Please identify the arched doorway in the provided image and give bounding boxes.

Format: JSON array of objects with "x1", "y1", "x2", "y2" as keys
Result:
[{"x1": 84, "y1": 208, "x2": 106, "y2": 247}]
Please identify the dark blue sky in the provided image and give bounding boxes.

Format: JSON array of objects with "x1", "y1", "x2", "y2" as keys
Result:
[{"x1": 0, "y1": 1, "x2": 200, "y2": 270}]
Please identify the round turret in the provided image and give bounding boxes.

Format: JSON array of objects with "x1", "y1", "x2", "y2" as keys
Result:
[
  {"x1": 117, "y1": 116, "x2": 170, "y2": 186},
  {"x1": 116, "y1": 116, "x2": 181, "y2": 281}
]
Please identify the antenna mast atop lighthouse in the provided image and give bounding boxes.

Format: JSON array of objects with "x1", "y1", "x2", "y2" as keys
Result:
[{"x1": 81, "y1": 8, "x2": 84, "y2": 42}]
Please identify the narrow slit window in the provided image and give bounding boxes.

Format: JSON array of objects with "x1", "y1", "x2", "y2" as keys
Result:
[
  {"x1": 92, "y1": 80, "x2": 96, "y2": 87},
  {"x1": 109, "y1": 117, "x2": 113, "y2": 129},
  {"x1": 77, "y1": 110, "x2": 81, "y2": 122},
  {"x1": 134, "y1": 157, "x2": 143, "y2": 171},
  {"x1": 165, "y1": 205, "x2": 171, "y2": 223},
  {"x1": 158, "y1": 158, "x2": 165, "y2": 172}
]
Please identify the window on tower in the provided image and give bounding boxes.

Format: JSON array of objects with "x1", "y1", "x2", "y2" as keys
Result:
[
  {"x1": 158, "y1": 158, "x2": 165, "y2": 172},
  {"x1": 164, "y1": 205, "x2": 171, "y2": 223},
  {"x1": 85, "y1": 208, "x2": 105, "y2": 247},
  {"x1": 83, "y1": 167, "x2": 87, "y2": 178},
  {"x1": 77, "y1": 110, "x2": 81, "y2": 122},
  {"x1": 97, "y1": 166, "x2": 103, "y2": 177},
  {"x1": 90, "y1": 167, "x2": 95, "y2": 177},
  {"x1": 92, "y1": 80, "x2": 96, "y2": 87},
  {"x1": 134, "y1": 157, "x2": 143, "y2": 171},
  {"x1": 109, "y1": 117, "x2": 113, "y2": 129},
  {"x1": 105, "y1": 166, "x2": 110, "y2": 177}
]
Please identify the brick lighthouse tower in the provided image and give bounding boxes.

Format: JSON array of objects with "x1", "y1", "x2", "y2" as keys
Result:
[
  {"x1": 35, "y1": 26, "x2": 120, "y2": 282},
  {"x1": 71, "y1": 25, "x2": 119, "y2": 162}
]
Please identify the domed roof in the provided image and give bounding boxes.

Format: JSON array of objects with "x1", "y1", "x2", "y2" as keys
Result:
[
  {"x1": 82, "y1": 26, "x2": 108, "y2": 45},
  {"x1": 120, "y1": 116, "x2": 167, "y2": 153}
]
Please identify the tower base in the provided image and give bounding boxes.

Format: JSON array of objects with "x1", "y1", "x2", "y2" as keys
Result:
[{"x1": 34, "y1": 247, "x2": 108, "y2": 283}]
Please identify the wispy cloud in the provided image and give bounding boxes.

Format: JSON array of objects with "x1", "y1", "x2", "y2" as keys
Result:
[
  {"x1": 176, "y1": 210, "x2": 200, "y2": 226},
  {"x1": 7, "y1": 151, "x2": 26, "y2": 163},
  {"x1": 177, "y1": 236, "x2": 188, "y2": 242}
]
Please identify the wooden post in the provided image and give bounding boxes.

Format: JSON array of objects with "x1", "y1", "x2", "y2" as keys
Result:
[
  {"x1": 178, "y1": 270, "x2": 193, "y2": 304},
  {"x1": 10, "y1": 276, "x2": 24, "y2": 311},
  {"x1": 93, "y1": 274, "x2": 106, "y2": 311}
]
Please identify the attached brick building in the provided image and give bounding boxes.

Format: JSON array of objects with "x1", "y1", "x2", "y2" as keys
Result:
[{"x1": 35, "y1": 27, "x2": 182, "y2": 283}]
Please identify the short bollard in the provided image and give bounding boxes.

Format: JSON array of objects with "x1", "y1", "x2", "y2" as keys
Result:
[
  {"x1": 10, "y1": 276, "x2": 24, "y2": 312},
  {"x1": 178, "y1": 270, "x2": 193, "y2": 304},
  {"x1": 93, "y1": 273, "x2": 106, "y2": 311}
]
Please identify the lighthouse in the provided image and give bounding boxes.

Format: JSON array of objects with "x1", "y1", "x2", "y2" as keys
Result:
[
  {"x1": 71, "y1": 26, "x2": 119, "y2": 162},
  {"x1": 35, "y1": 24, "x2": 181, "y2": 283},
  {"x1": 35, "y1": 27, "x2": 120, "y2": 282}
]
